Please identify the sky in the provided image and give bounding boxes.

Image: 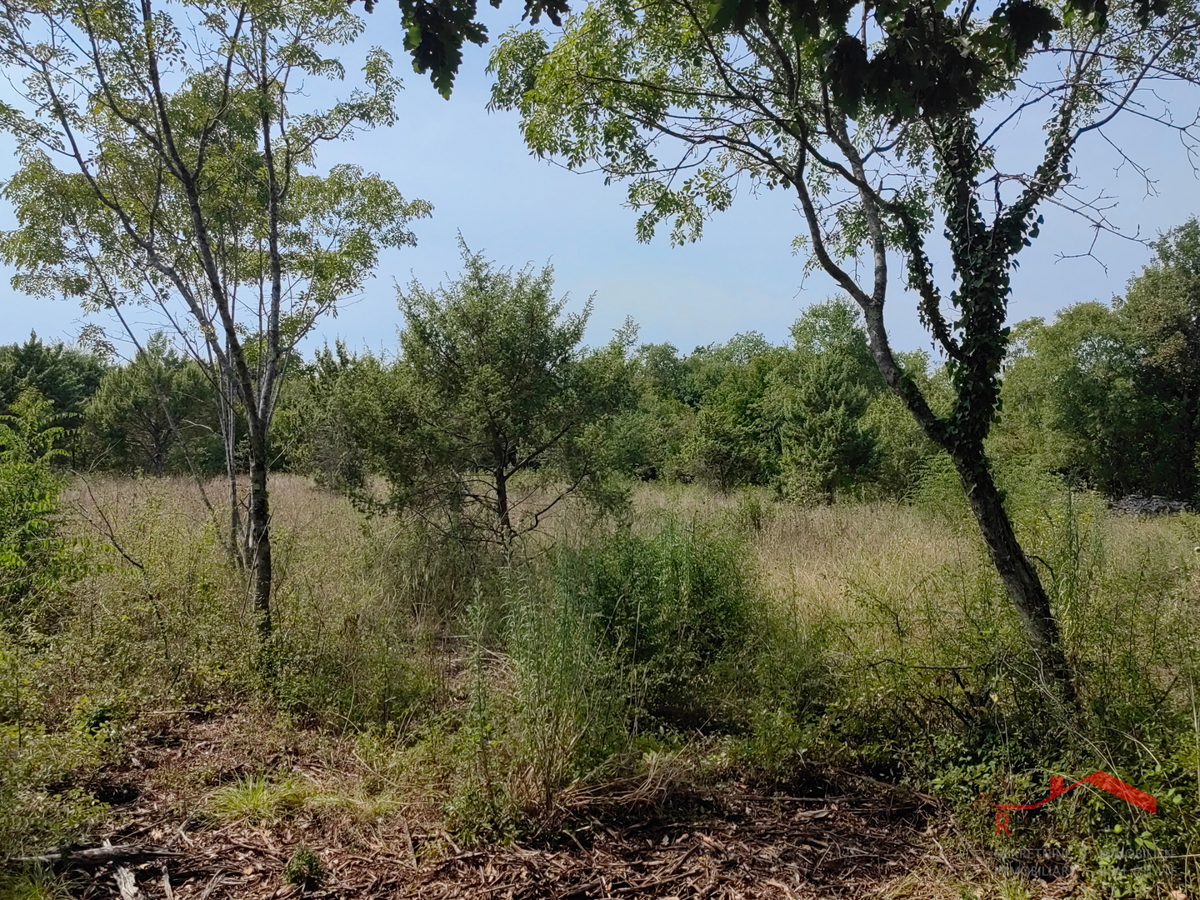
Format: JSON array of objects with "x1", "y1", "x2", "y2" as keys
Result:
[{"x1": 0, "y1": 5, "x2": 1197, "y2": 358}]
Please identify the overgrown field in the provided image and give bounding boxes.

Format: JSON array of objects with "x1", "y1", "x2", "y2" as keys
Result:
[{"x1": 3, "y1": 473, "x2": 1199, "y2": 898}]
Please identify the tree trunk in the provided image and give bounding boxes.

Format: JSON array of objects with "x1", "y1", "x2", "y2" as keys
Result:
[
  {"x1": 221, "y1": 406, "x2": 244, "y2": 567},
  {"x1": 247, "y1": 440, "x2": 272, "y2": 642},
  {"x1": 950, "y1": 444, "x2": 1076, "y2": 705},
  {"x1": 857, "y1": 300, "x2": 1077, "y2": 705},
  {"x1": 495, "y1": 466, "x2": 513, "y2": 544}
]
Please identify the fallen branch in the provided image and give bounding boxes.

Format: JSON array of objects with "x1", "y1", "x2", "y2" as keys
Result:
[
  {"x1": 13, "y1": 844, "x2": 183, "y2": 866},
  {"x1": 115, "y1": 866, "x2": 144, "y2": 900}
]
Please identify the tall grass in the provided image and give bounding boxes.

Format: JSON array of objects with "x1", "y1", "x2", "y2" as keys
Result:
[{"x1": 3, "y1": 471, "x2": 1199, "y2": 894}]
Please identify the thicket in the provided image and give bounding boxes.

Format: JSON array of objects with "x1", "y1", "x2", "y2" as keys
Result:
[{"x1": 2, "y1": 471, "x2": 1197, "y2": 895}]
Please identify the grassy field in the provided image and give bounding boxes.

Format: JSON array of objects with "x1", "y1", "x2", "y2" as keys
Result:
[{"x1": 2, "y1": 473, "x2": 1199, "y2": 898}]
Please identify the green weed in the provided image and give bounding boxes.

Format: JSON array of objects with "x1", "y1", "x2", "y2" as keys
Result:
[{"x1": 206, "y1": 773, "x2": 307, "y2": 824}]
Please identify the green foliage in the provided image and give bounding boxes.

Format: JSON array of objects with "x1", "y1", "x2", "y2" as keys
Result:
[
  {"x1": 0, "y1": 866, "x2": 78, "y2": 900},
  {"x1": 861, "y1": 355, "x2": 947, "y2": 499},
  {"x1": 84, "y1": 335, "x2": 221, "y2": 476},
  {"x1": 0, "y1": 335, "x2": 106, "y2": 430},
  {"x1": 555, "y1": 518, "x2": 753, "y2": 729},
  {"x1": 489, "y1": 0, "x2": 1200, "y2": 692},
  {"x1": 0, "y1": 4, "x2": 424, "y2": 328},
  {"x1": 995, "y1": 218, "x2": 1200, "y2": 500},
  {"x1": 1116, "y1": 218, "x2": 1200, "y2": 497},
  {"x1": 0, "y1": 631, "x2": 111, "y2": 857},
  {"x1": 594, "y1": 307, "x2": 938, "y2": 500},
  {"x1": 274, "y1": 342, "x2": 373, "y2": 490},
  {"x1": 674, "y1": 334, "x2": 781, "y2": 489},
  {"x1": 500, "y1": 564, "x2": 630, "y2": 811},
  {"x1": 271, "y1": 609, "x2": 440, "y2": 730},
  {"x1": 207, "y1": 773, "x2": 308, "y2": 824},
  {"x1": 353, "y1": 242, "x2": 633, "y2": 543},
  {"x1": 0, "y1": 390, "x2": 78, "y2": 620},
  {"x1": 760, "y1": 302, "x2": 885, "y2": 501},
  {"x1": 354, "y1": 0, "x2": 570, "y2": 98},
  {"x1": 0, "y1": 0, "x2": 432, "y2": 641},
  {"x1": 282, "y1": 847, "x2": 326, "y2": 889}
]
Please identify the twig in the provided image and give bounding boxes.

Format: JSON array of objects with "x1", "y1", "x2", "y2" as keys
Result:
[{"x1": 198, "y1": 871, "x2": 226, "y2": 900}]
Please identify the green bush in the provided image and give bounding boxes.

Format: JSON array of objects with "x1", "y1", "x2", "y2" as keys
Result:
[
  {"x1": 0, "y1": 389, "x2": 79, "y2": 622},
  {"x1": 555, "y1": 518, "x2": 753, "y2": 729}
]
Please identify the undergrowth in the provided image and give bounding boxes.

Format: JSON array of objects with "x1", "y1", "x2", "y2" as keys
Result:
[{"x1": 2, "y1": 472, "x2": 1199, "y2": 896}]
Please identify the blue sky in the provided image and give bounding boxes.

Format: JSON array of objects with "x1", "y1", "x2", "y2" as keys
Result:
[{"x1": 1, "y1": 4, "x2": 1196, "y2": 357}]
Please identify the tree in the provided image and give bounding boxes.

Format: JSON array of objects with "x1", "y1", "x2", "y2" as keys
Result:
[
  {"x1": 679, "y1": 334, "x2": 782, "y2": 488},
  {"x1": 0, "y1": 0, "x2": 429, "y2": 643},
  {"x1": 1118, "y1": 218, "x2": 1200, "y2": 498},
  {"x1": 862, "y1": 351, "x2": 948, "y2": 498},
  {"x1": 350, "y1": 245, "x2": 632, "y2": 545},
  {"x1": 996, "y1": 306, "x2": 1143, "y2": 492},
  {"x1": 273, "y1": 342, "x2": 374, "y2": 491},
  {"x1": 489, "y1": 0, "x2": 1200, "y2": 699},
  {"x1": 84, "y1": 334, "x2": 220, "y2": 476},
  {"x1": 762, "y1": 301, "x2": 882, "y2": 502},
  {"x1": 0, "y1": 334, "x2": 107, "y2": 464},
  {"x1": 996, "y1": 222, "x2": 1200, "y2": 499},
  {"x1": 599, "y1": 342, "x2": 693, "y2": 481}
]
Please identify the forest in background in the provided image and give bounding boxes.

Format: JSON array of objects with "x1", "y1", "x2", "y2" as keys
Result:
[{"x1": 5, "y1": 216, "x2": 1199, "y2": 507}]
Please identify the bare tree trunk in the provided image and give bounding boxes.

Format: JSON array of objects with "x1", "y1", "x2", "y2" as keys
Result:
[
  {"x1": 246, "y1": 435, "x2": 272, "y2": 642},
  {"x1": 950, "y1": 443, "x2": 1076, "y2": 704},
  {"x1": 218, "y1": 362, "x2": 245, "y2": 568}
]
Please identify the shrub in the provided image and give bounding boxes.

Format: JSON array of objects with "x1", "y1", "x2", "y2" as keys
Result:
[
  {"x1": 0, "y1": 389, "x2": 79, "y2": 622},
  {"x1": 555, "y1": 518, "x2": 753, "y2": 729}
]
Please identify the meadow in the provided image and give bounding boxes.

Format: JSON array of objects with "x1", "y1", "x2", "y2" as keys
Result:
[{"x1": 3, "y1": 472, "x2": 1198, "y2": 898}]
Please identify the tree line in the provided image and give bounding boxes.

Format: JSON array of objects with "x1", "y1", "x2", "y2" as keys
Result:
[{"x1": 5, "y1": 218, "x2": 1198, "y2": 514}]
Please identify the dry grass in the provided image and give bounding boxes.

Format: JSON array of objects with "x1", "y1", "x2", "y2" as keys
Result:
[{"x1": 7, "y1": 473, "x2": 1198, "y2": 896}]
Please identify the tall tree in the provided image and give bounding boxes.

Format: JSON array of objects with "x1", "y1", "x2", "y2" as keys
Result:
[
  {"x1": 998, "y1": 220, "x2": 1200, "y2": 499},
  {"x1": 85, "y1": 334, "x2": 221, "y2": 476},
  {"x1": 0, "y1": 0, "x2": 429, "y2": 643},
  {"x1": 763, "y1": 301, "x2": 882, "y2": 502},
  {"x1": 0, "y1": 333, "x2": 107, "y2": 435},
  {"x1": 680, "y1": 334, "x2": 782, "y2": 488},
  {"x1": 489, "y1": 0, "x2": 1200, "y2": 699},
  {"x1": 1118, "y1": 218, "x2": 1200, "y2": 498},
  {"x1": 997, "y1": 306, "x2": 1148, "y2": 493}
]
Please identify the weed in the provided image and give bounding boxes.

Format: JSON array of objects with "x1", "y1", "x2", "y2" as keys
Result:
[
  {"x1": 206, "y1": 773, "x2": 307, "y2": 824},
  {"x1": 9, "y1": 470, "x2": 1200, "y2": 895},
  {"x1": 282, "y1": 846, "x2": 325, "y2": 889},
  {"x1": 0, "y1": 866, "x2": 77, "y2": 900},
  {"x1": 555, "y1": 516, "x2": 753, "y2": 730}
]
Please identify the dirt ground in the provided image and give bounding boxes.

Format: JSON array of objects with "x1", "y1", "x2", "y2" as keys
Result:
[{"x1": 24, "y1": 710, "x2": 1027, "y2": 900}]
